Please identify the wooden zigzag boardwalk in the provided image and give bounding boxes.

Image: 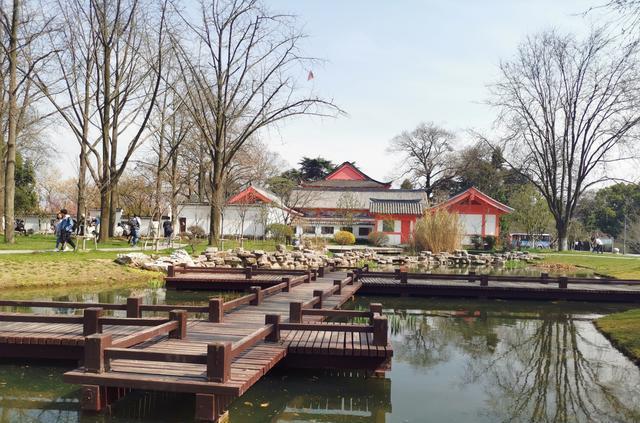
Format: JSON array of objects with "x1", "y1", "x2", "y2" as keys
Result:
[{"x1": 0, "y1": 267, "x2": 392, "y2": 422}]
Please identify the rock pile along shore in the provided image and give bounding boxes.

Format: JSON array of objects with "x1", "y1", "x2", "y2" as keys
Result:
[{"x1": 115, "y1": 244, "x2": 542, "y2": 273}]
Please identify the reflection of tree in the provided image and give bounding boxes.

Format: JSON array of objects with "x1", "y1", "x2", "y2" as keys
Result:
[
  {"x1": 466, "y1": 318, "x2": 640, "y2": 423},
  {"x1": 387, "y1": 311, "x2": 498, "y2": 368}
]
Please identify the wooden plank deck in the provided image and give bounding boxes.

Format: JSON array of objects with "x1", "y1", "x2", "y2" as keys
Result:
[{"x1": 59, "y1": 271, "x2": 390, "y2": 421}]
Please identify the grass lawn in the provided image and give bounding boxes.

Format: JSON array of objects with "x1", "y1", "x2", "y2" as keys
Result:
[
  {"x1": 0, "y1": 233, "x2": 137, "y2": 250},
  {"x1": 596, "y1": 309, "x2": 640, "y2": 364},
  {"x1": 540, "y1": 251, "x2": 640, "y2": 279},
  {"x1": 0, "y1": 249, "x2": 168, "y2": 290}
]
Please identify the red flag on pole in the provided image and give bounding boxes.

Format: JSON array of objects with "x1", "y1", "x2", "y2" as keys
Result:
[{"x1": 307, "y1": 70, "x2": 314, "y2": 81}]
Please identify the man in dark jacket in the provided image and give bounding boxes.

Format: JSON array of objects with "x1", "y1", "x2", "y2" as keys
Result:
[{"x1": 60, "y1": 209, "x2": 76, "y2": 251}]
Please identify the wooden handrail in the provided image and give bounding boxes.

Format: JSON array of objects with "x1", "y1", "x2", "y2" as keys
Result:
[
  {"x1": 111, "y1": 320, "x2": 179, "y2": 348},
  {"x1": 104, "y1": 348, "x2": 206, "y2": 364},
  {"x1": 0, "y1": 313, "x2": 83, "y2": 324},
  {"x1": 0, "y1": 300, "x2": 127, "y2": 311},
  {"x1": 230, "y1": 325, "x2": 274, "y2": 358},
  {"x1": 301, "y1": 309, "x2": 373, "y2": 318},
  {"x1": 222, "y1": 293, "x2": 257, "y2": 312},
  {"x1": 280, "y1": 322, "x2": 373, "y2": 332}
]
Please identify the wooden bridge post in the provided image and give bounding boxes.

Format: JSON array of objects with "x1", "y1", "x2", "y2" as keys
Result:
[
  {"x1": 207, "y1": 342, "x2": 231, "y2": 383},
  {"x1": 370, "y1": 303, "x2": 383, "y2": 315},
  {"x1": 318, "y1": 266, "x2": 325, "y2": 277},
  {"x1": 245, "y1": 266, "x2": 253, "y2": 279},
  {"x1": 84, "y1": 333, "x2": 112, "y2": 373},
  {"x1": 372, "y1": 316, "x2": 388, "y2": 346},
  {"x1": 480, "y1": 275, "x2": 489, "y2": 287},
  {"x1": 468, "y1": 271, "x2": 476, "y2": 283},
  {"x1": 289, "y1": 302, "x2": 303, "y2": 323},
  {"x1": 333, "y1": 280, "x2": 342, "y2": 294},
  {"x1": 541, "y1": 272, "x2": 549, "y2": 284},
  {"x1": 306, "y1": 270, "x2": 313, "y2": 283},
  {"x1": 208, "y1": 298, "x2": 224, "y2": 323},
  {"x1": 394, "y1": 268, "x2": 401, "y2": 279},
  {"x1": 169, "y1": 310, "x2": 188, "y2": 339},
  {"x1": 400, "y1": 271, "x2": 408, "y2": 284},
  {"x1": 249, "y1": 286, "x2": 263, "y2": 305},
  {"x1": 311, "y1": 269, "x2": 317, "y2": 281},
  {"x1": 347, "y1": 271, "x2": 354, "y2": 284},
  {"x1": 312, "y1": 290, "x2": 324, "y2": 309},
  {"x1": 265, "y1": 314, "x2": 281, "y2": 342},
  {"x1": 168, "y1": 265, "x2": 175, "y2": 277},
  {"x1": 83, "y1": 307, "x2": 103, "y2": 336},
  {"x1": 126, "y1": 297, "x2": 142, "y2": 318},
  {"x1": 282, "y1": 277, "x2": 291, "y2": 292},
  {"x1": 559, "y1": 277, "x2": 568, "y2": 289}
]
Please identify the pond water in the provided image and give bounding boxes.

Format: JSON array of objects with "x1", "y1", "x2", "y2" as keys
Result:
[{"x1": 1, "y1": 288, "x2": 639, "y2": 422}]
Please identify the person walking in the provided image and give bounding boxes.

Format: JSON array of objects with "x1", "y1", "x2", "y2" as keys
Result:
[
  {"x1": 54, "y1": 212, "x2": 64, "y2": 251},
  {"x1": 162, "y1": 219, "x2": 174, "y2": 246},
  {"x1": 59, "y1": 209, "x2": 76, "y2": 251},
  {"x1": 129, "y1": 214, "x2": 142, "y2": 247}
]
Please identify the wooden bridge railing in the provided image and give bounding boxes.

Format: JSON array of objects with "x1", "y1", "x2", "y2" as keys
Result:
[
  {"x1": 281, "y1": 300, "x2": 388, "y2": 347},
  {"x1": 83, "y1": 313, "x2": 282, "y2": 384},
  {"x1": 0, "y1": 272, "x2": 311, "y2": 324},
  {"x1": 168, "y1": 263, "x2": 318, "y2": 281},
  {"x1": 0, "y1": 308, "x2": 174, "y2": 337},
  {"x1": 358, "y1": 269, "x2": 640, "y2": 288}
]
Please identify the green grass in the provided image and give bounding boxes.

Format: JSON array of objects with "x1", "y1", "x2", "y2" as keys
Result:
[
  {"x1": 0, "y1": 233, "x2": 138, "y2": 250},
  {"x1": 596, "y1": 309, "x2": 640, "y2": 363},
  {"x1": 540, "y1": 251, "x2": 640, "y2": 279},
  {"x1": 0, "y1": 247, "x2": 176, "y2": 290}
]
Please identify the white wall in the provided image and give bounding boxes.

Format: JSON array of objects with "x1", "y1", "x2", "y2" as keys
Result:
[
  {"x1": 485, "y1": 214, "x2": 496, "y2": 236},
  {"x1": 459, "y1": 214, "x2": 482, "y2": 235},
  {"x1": 179, "y1": 204, "x2": 285, "y2": 237}
]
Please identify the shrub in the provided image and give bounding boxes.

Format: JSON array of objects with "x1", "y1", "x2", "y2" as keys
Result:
[
  {"x1": 368, "y1": 231, "x2": 389, "y2": 246},
  {"x1": 334, "y1": 230, "x2": 356, "y2": 245},
  {"x1": 484, "y1": 235, "x2": 497, "y2": 250},
  {"x1": 470, "y1": 235, "x2": 483, "y2": 250},
  {"x1": 413, "y1": 209, "x2": 464, "y2": 252},
  {"x1": 267, "y1": 223, "x2": 293, "y2": 241},
  {"x1": 303, "y1": 236, "x2": 327, "y2": 250},
  {"x1": 188, "y1": 225, "x2": 206, "y2": 238}
]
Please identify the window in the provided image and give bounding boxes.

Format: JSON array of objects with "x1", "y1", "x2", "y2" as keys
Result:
[
  {"x1": 382, "y1": 220, "x2": 395, "y2": 232},
  {"x1": 321, "y1": 226, "x2": 334, "y2": 235},
  {"x1": 358, "y1": 227, "x2": 371, "y2": 237},
  {"x1": 340, "y1": 226, "x2": 353, "y2": 233},
  {"x1": 303, "y1": 226, "x2": 316, "y2": 234}
]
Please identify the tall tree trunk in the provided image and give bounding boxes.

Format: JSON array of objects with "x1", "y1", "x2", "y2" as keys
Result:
[
  {"x1": 0, "y1": 138, "x2": 5, "y2": 228},
  {"x1": 98, "y1": 11, "x2": 111, "y2": 242},
  {"x1": 556, "y1": 220, "x2": 568, "y2": 251},
  {"x1": 209, "y1": 154, "x2": 224, "y2": 245},
  {"x1": 76, "y1": 63, "x2": 93, "y2": 224},
  {"x1": 3, "y1": 0, "x2": 19, "y2": 244},
  {"x1": 170, "y1": 150, "x2": 178, "y2": 234}
]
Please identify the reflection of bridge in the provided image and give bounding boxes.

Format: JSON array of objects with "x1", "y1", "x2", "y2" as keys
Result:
[
  {"x1": 0, "y1": 267, "x2": 393, "y2": 422},
  {"x1": 229, "y1": 371, "x2": 392, "y2": 423}
]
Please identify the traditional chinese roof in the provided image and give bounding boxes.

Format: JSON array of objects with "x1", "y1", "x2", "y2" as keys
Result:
[
  {"x1": 302, "y1": 162, "x2": 392, "y2": 189},
  {"x1": 227, "y1": 185, "x2": 280, "y2": 205},
  {"x1": 432, "y1": 187, "x2": 513, "y2": 214},
  {"x1": 292, "y1": 188, "x2": 428, "y2": 210},
  {"x1": 369, "y1": 199, "x2": 424, "y2": 215}
]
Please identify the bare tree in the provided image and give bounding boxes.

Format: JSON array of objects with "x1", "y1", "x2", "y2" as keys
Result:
[
  {"x1": 387, "y1": 122, "x2": 455, "y2": 199},
  {"x1": 89, "y1": 0, "x2": 167, "y2": 241},
  {"x1": 0, "y1": 0, "x2": 53, "y2": 243},
  {"x1": 171, "y1": 0, "x2": 340, "y2": 245},
  {"x1": 490, "y1": 29, "x2": 640, "y2": 250}
]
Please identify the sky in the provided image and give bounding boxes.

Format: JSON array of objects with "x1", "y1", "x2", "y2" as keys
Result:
[
  {"x1": 260, "y1": 0, "x2": 597, "y2": 181},
  {"x1": 51, "y1": 0, "x2": 607, "y2": 183}
]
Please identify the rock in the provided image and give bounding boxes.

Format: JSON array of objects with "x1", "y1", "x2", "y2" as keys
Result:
[
  {"x1": 115, "y1": 253, "x2": 151, "y2": 266},
  {"x1": 276, "y1": 244, "x2": 287, "y2": 252}
]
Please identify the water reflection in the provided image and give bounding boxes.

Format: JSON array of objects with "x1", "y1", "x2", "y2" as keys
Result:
[{"x1": 383, "y1": 298, "x2": 640, "y2": 423}]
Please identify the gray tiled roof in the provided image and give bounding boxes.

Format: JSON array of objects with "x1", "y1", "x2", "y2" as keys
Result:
[
  {"x1": 292, "y1": 189, "x2": 427, "y2": 209},
  {"x1": 369, "y1": 199, "x2": 424, "y2": 215}
]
